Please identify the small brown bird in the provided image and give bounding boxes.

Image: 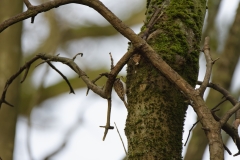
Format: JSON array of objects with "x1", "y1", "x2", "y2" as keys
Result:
[{"x1": 114, "y1": 78, "x2": 127, "y2": 107}]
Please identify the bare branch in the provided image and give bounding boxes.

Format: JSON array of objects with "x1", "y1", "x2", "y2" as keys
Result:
[
  {"x1": 184, "y1": 119, "x2": 200, "y2": 146},
  {"x1": 46, "y1": 61, "x2": 75, "y2": 94},
  {"x1": 211, "y1": 98, "x2": 227, "y2": 111},
  {"x1": 0, "y1": 56, "x2": 40, "y2": 108},
  {"x1": 109, "y1": 52, "x2": 114, "y2": 70},
  {"x1": 104, "y1": 47, "x2": 136, "y2": 98},
  {"x1": 36, "y1": 53, "x2": 106, "y2": 98},
  {"x1": 223, "y1": 143, "x2": 232, "y2": 155},
  {"x1": 212, "y1": 112, "x2": 240, "y2": 156},
  {"x1": 197, "y1": 37, "x2": 215, "y2": 97},
  {"x1": 220, "y1": 102, "x2": 240, "y2": 126},
  {"x1": 0, "y1": 53, "x2": 109, "y2": 108},
  {"x1": 197, "y1": 81, "x2": 238, "y2": 105},
  {"x1": 100, "y1": 99, "x2": 114, "y2": 141},
  {"x1": 197, "y1": 81, "x2": 240, "y2": 127},
  {"x1": 1, "y1": 0, "x2": 81, "y2": 32},
  {"x1": 23, "y1": 0, "x2": 33, "y2": 8},
  {"x1": 72, "y1": 53, "x2": 83, "y2": 61},
  {"x1": 114, "y1": 122, "x2": 127, "y2": 155},
  {"x1": 86, "y1": 72, "x2": 108, "y2": 96}
]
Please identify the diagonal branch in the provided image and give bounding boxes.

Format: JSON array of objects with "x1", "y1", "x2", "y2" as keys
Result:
[
  {"x1": 0, "y1": 56, "x2": 40, "y2": 108},
  {"x1": 197, "y1": 81, "x2": 240, "y2": 126},
  {"x1": 0, "y1": 53, "x2": 108, "y2": 108},
  {"x1": 86, "y1": 72, "x2": 108, "y2": 96},
  {"x1": 220, "y1": 102, "x2": 240, "y2": 126},
  {"x1": 0, "y1": 0, "x2": 81, "y2": 32},
  {"x1": 197, "y1": 81, "x2": 238, "y2": 105},
  {"x1": 46, "y1": 61, "x2": 75, "y2": 94},
  {"x1": 84, "y1": 2, "x2": 224, "y2": 157},
  {"x1": 36, "y1": 53, "x2": 106, "y2": 98}
]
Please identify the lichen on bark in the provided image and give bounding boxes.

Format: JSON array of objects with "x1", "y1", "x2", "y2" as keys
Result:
[{"x1": 125, "y1": 0, "x2": 206, "y2": 159}]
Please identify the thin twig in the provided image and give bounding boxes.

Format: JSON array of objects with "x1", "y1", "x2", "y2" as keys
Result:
[
  {"x1": 0, "y1": 56, "x2": 40, "y2": 108},
  {"x1": 114, "y1": 122, "x2": 127, "y2": 155},
  {"x1": 223, "y1": 143, "x2": 232, "y2": 155},
  {"x1": 220, "y1": 102, "x2": 240, "y2": 126},
  {"x1": 141, "y1": 2, "x2": 166, "y2": 40},
  {"x1": 184, "y1": 119, "x2": 200, "y2": 146},
  {"x1": 109, "y1": 52, "x2": 114, "y2": 70},
  {"x1": 86, "y1": 72, "x2": 108, "y2": 96},
  {"x1": 36, "y1": 53, "x2": 106, "y2": 98},
  {"x1": 197, "y1": 81, "x2": 240, "y2": 126},
  {"x1": 21, "y1": 63, "x2": 31, "y2": 83},
  {"x1": 23, "y1": 0, "x2": 33, "y2": 8},
  {"x1": 100, "y1": 98, "x2": 114, "y2": 141},
  {"x1": 197, "y1": 81, "x2": 238, "y2": 105},
  {"x1": 72, "y1": 53, "x2": 83, "y2": 61},
  {"x1": 198, "y1": 37, "x2": 214, "y2": 97},
  {"x1": 211, "y1": 98, "x2": 227, "y2": 111},
  {"x1": 46, "y1": 62, "x2": 75, "y2": 94}
]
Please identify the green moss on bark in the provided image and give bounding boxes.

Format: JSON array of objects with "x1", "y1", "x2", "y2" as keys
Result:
[{"x1": 126, "y1": 0, "x2": 206, "y2": 159}]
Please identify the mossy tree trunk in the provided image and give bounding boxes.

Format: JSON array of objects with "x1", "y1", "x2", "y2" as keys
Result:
[
  {"x1": 125, "y1": 0, "x2": 206, "y2": 159},
  {"x1": 0, "y1": 1, "x2": 23, "y2": 159}
]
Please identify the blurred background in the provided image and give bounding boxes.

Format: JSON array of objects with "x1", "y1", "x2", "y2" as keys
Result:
[{"x1": 0, "y1": 0, "x2": 240, "y2": 159}]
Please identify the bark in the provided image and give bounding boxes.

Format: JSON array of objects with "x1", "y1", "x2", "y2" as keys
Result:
[
  {"x1": 0, "y1": 1, "x2": 23, "y2": 160},
  {"x1": 125, "y1": 0, "x2": 206, "y2": 159}
]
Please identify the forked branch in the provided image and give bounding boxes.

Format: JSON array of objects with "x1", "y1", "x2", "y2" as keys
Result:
[{"x1": 0, "y1": 53, "x2": 105, "y2": 108}]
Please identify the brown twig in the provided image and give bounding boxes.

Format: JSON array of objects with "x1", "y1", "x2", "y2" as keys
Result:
[
  {"x1": 0, "y1": 53, "x2": 108, "y2": 108},
  {"x1": 223, "y1": 143, "x2": 232, "y2": 155},
  {"x1": 86, "y1": 72, "x2": 108, "y2": 96},
  {"x1": 220, "y1": 102, "x2": 240, "y2": 126},
  {"x1": 109, "y1": 52, "x2": 114, "y2": 70},
  {"x1": 198, "y1": 37, "x2": 215, "y2": 97},
  {"x1": 1, "y1": 0, "x2": 80, "y2": 32},
  {"x1": 46, "y1": 61, "x2": 75, "y2": 94},
  {"x1": 23, "y1": 0, "x2": 33, "y2": 8},
  {"x1": 197, "y1": 81, "x2": 240, "y2": 155},
  {"x1": 21, "y1": 63, "x2": 31, "y2": 83},
  {"x1": 0, "y1": 56, "x2": 40, "y2": 108},
  {"x1": 114, "y1": 122, "x2": 127, "y2": 155},
  {"x1": 184, "y1": 119, "x2": 200, "y2": 146},
  {"x1": 197, "y1": 81, "x2": 238, "y2": 105},
  {"x1": 211, "y1": 98, "x2": 227, "y2": 111},
  {"x1": 36, "y1": 53, "x2": 106, "y2": 98},
  {"x1": 197, "y1": 81, "x2": 240, "y2": 126},
  {"x1": 99, "y1": 98, "x2": 114, "y2": 141},
  {"x1": 72, "y1": 53, "x2": 83, "y2": 61},
  {"x1": 212, "y1": 112, "x2": 240, "y2": 156}
]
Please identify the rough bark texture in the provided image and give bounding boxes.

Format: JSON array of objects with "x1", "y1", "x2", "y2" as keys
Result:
[
  {"x1": 0, "y1": 1, "x2": 22, "y2": 159},
  {"x1": 125, "y1": 0, "x2": 206, "y2": 159}
]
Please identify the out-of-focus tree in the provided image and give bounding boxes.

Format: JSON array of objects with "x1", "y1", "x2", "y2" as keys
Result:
[{"x1": 0, "y1": 1, "x2": 23, "y2": 159}]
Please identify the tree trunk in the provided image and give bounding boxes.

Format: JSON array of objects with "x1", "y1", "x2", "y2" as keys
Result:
[
  {"x1": 125, "y1": 0, "x2": 206, "y2": 159},
  {"x1": 0, "y1": 1, "x2": 23, "y2": 159}
]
